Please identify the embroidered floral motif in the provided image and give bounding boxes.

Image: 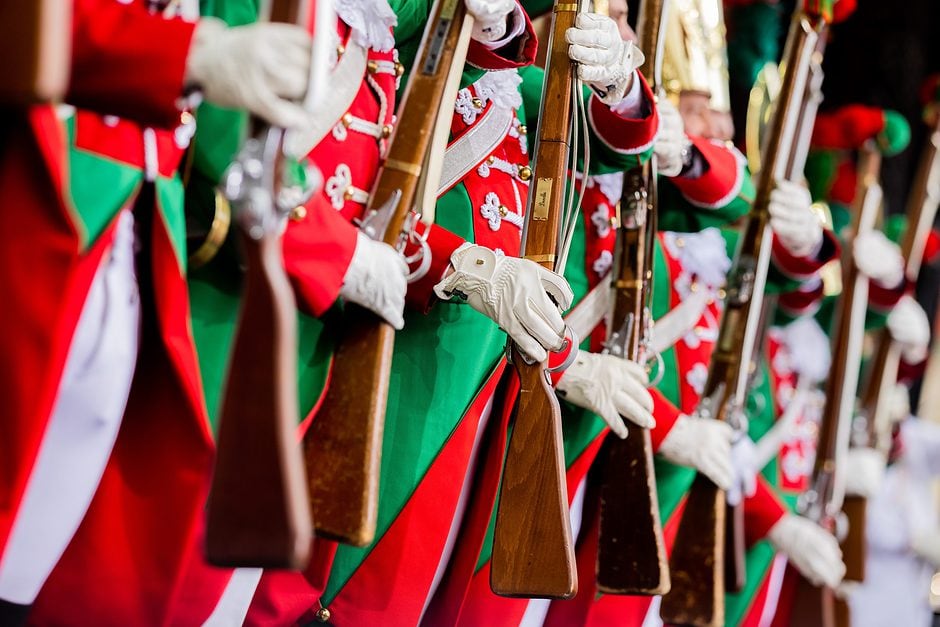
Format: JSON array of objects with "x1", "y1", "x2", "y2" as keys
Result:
[
  {"x1": 591, "y1": 204, "x2": 612, "y2": 238},
  {"x1": 455, "y1": 88, "x2": 481, "y2": 125},
  {"x1": 686, "y1": 362, "x2": 709, "y2": 395},
  {"x1": 592, "y1": 250, "x2": 613, "y2": 276},
  {"x1": 455, "y1": 70, "x2": 523, "y2": 125},
  {"x1": 334, "y1": 0, "x2": 397, "y2": 52},
  {"x1": 508, "y1": 118, "x2": 528, "y2": 155},
  {"x1": 332, "y1": 122, "x2": 348, "y2": 141},
  {"x1": 325, "y1": 163, "x2": 353, "y2": 210},
  {"x1": 480, "y1": 192, "x2": 523, "y2": 231},
  {"x1": 592, "y1": 171, "x2": 625, "y2": 206}
]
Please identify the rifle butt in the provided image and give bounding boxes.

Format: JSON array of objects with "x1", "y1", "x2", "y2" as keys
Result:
[
  {"x1": 788, "y1": 571, "x2": 836, "y2": 627},
  {"x1": 660, "y1": 473, "x2": 725, "y2": 627},
  {"x1": 305, "y1": 306, "x2": 394, "y2": 546},
  {"x1": 596, "y1": 430, "x2": 670, "y2": 595},
  {"x1": 491, "y1": 355, "x2": 576, "y2": 599},
  {"x1": 841, "y1": 495, "x2": 867, "y2": 582},
  {"x1": 725, "y1": 501, "x2": 746, "y2": 592},
  {"x1": 206, "y1": 233, "x2": 312, "y2": 569}
]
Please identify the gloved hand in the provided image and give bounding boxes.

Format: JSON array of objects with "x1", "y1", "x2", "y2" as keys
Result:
[
  {"x1": 556, "y1": 352, "x2": 655, "y2": 439},
  {"x1": 654, "y1": 99, "x2": 687, "y2": 177},
  {"x1": 465, "y1": 0, "x2": 516, "y2": 43},
  {"x1": 339, "y1": 232, "x2": 409, "y2": 330},
  {"x1": 769, "y1": 179, "x2": 822, "y2": 258},
  {"x1": 658, "y1": 414, "x2": 734, "y2": 490},
  {"x1": 843, "y1": 447, "x2": 886, "y2": 498},
  {"x1": 887, "y1": 295, "x2": 931, "y2": 363},
  {"x1": 911, "y1": 530, "x2": 940, "y2": 568},
  {"x1": 185, "y1": 18, "x2": 311, "y2": 129},
  {"x1": 566, "y1": 13, "x2": 645, "y2": 105},
  {"x1": 434, "y1": 244, "x2": 573, "y2": 363},
  {"x1": 727, "y1": 436, "x2": 758, "y2": 506},
  {"x1": 853, "y1": 231, "x2": 905, "y2": 288},
  {"x1": 767, "y1": 514, "x2": 845, "y2": 589}
]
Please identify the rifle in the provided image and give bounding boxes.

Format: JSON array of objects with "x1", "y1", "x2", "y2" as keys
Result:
[
  {"x1": 0, "y1": 1, "x2": 69, "y2": 104},
  {"x1": 595, "y1": 0, "x2": 670, "y2": 596},
  {"x1": 792, "y1": 144, "x2": 883, "y2": 627},
  {"x1": 303, "y1": 0, "x2": 473, "y2": 546},
  {"x1": 659, "y1": 13, "x2": 821, "y2": 626},
  {"x1": 205, "y1": 0, "x2": 322, "y2": 568},
  {"x1": 842, "y1": 115, "x2": 940, "y2": 583},
  {"x1": 490, "y1": 0, "x2": 585, "y2": 599}
]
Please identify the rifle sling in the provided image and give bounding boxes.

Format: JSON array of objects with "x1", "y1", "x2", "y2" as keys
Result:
[{"x1": 284, "y1": 41, "x2": 369, "y2": 157}]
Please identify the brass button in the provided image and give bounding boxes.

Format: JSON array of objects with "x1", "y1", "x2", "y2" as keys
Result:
[
  {"x1": 315, "y1": 607, "x2": 331, "y2": 622},
  {"x1": 180, "y1": 111, "x2": 194, "y2": 126},
  {"x1": 499, "y1": 205, "x2": 508, "y2": 217},
  {"x1": 675, "y1": 237, "x2": 685, "y2": 247},
  {"x1": 336, "y1": 44, "x2": 345, "y2": 56},
  {"x1": 382, "y1": 124, "x2": 393, "y2": 138},
  {"x1": 395, "y1": 61, "x2": 405, "y2": 76},
  {"x1": 487, "y1": 155, "x2": 496, "y2": 165},
  {"x1": 475, "y1": 258, "x2": 485, "y2": 265},
  {"x1": 718, "y1": 288, "x2": 727, "y2": 299},
  {"x1": 472, "y1": 97, "x2": 484, "y2": 109},
  {"x1": 341, "y1": 112, "x2": 353, "y2": 127},
  {"x1": 518, "y1": 125, "x2": 527, "y2": 135},
  {"x1": 343, "y1": 188, "x2": 355, "y2": 200},
  {"x1": 290, "y1": 205, "x2": 307, "y2": 221},
  {"x1": 518, "y1": 165, "x2": 532, "y2": 181},
  {"x1": 367, "y1": 60, "x2": 379, "y2": 73}
]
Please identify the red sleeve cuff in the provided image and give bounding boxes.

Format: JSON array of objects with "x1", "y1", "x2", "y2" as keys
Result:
[
  {"x1": 69, "y1": 0, "x2": 195, "y2": 128},
  {"x1": 778, "y1": 280, "x2": 825, "y2": 318},
  {"x1": 404, "y1": 221, "x2": 466, "y2": 312},
  {"x1": 869, "y1": 277, "x2": 909, "y2": 312},
  {"x1": 672, "y1": 136, "x2": 746, "y2": 208},
  {"x1": 650, "y1": 389, "x2": 683, "y2": 451},
  {"x1": 465, "y1": 3, "x2": 538, "y2": 71},
  {"x1": 744, "y1": 476, "x2": 788, "y2": 546},
  {"x1": 771, "y1": 229, "x2": 840, "y2": 280},
  {"x1": 587, "y1": 74, "x2": 658, "y2": 155},
  {"x1": 282, "y1": 203, "x2": 358, "y2": 317}
]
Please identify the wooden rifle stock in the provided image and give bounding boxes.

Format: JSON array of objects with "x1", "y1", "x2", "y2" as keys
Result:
[
  {"x1": 305, "y1": 0, "x2": 471, "y2": 546},
  {"x1": 595, "y1": 0, "x2": 670, "y2": 591},
  {"x1": 206, "y1": 0, "x2": 315, "y2": 569},
  {"x1": 491, "y1": 0, "x2": 580, "y2": 599},
  {"x1": 660, "y1": 14, "x2": 819, "y2": 626},
  {"x1": 792, "y1": 146, "x2": 882, "y2": 627},
  {"x1": 843, "y1": 116, "x2": 940, "y2": 582}
]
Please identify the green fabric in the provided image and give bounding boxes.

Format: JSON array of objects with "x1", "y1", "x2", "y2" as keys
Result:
[
  {"x1": 878, "y1": 110, "x2": 911, "y2": 157},
  {"x1": 726, "y1": 3, "x2": 784, "y2": 91},
  {"x1": 657, "y1": 166, "x2": 756, "y2": 233},
  {"x1": 805, "y1": 150, "x2": 837, "y2": 203},
  {"x1": 725, "y1": 540, "x2": 778, "y2": 624}
]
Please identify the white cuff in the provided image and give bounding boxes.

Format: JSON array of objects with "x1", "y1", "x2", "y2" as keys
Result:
[
  {"x1": 480, "y1": 3, "x2": 525, "y2": 49},
  {"x1": 609, "y1": 71, "x2": 644, "y2": 117}
]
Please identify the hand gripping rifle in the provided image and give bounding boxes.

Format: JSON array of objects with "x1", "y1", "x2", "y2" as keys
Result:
[
  {"x1": 206, "y1": 0, "x2": 329, "y2": 568},
  {"x1": 304, "y1": 0, "x2": 473, "y2": 546},
  {"x1": 789, "y1": 144, "x2": 882, "y2": 627},
  {"x1": 659, "y1": 12, "x2": 821, "y2": 626},
  {"x1": 490, "y1": 0, "x2": 587, "y2": 599},
  {"x1": 841, "y1": 116, "x2": 940, "y2": 586},
  {"x1": 594, "y1": 0, "x2": 671, "y2": 596}
]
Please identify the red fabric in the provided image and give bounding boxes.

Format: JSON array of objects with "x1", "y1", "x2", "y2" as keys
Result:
[
  {"x1": 0, "y1": 110, "x2": 107, "y2": 556},
  {"x1": 650, "y1": 388, "x2": 684, "y2": 451},
  {"x1": 812, "y1": 106, "x2": 886, "y2": 151},
  {"x1": 588, "y1": 73, "x2": 659, "y2": 154},
  {"x1": 923, "y1": 228, "x2": 940, "y2": 264},
  {"x1": 744, "y1": 477, "x2": 788, "y2": 546},
  {"x1": 829, "y1": 161, "x2": 857, "y2": 205},
  {"x1": 778, "y1": 280, "x2": 825, "y2": 317},
  {"x1": 672, "y1": 135, "x2": 744, "y2": 207},
  {"x1": 321, "y1": 362, "x2": 507, "y2": 626},
  {"x1": 868, "y1": 276, "x2": 908, "y2": 312},
  {"x1": 771, "y1": 229, "x2": 840, "y2": 280},
  {"x1": 32, "y1": 194, "x2": 216, "y2": 626},
  {"x1": 832, "y1": 0, "x2": 857, "y2": 22},
  {"x1": 465, "y1": 3, "x2": 538, "y2": 71},
  {"x1": 282, "y1": 203, "x2": 359, "y2": 316},
  {"x1": 404, "y1": 221, "x2": 466, "y2": 312},
  {"x1": 74, "y1": 110, "x2": 186, "y2": 178},
  {"x1": 69, "y1": 0, "x2": 195, "y2": 129}
]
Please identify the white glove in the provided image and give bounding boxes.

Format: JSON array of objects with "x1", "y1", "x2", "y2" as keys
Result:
[
  {"x1": 853, "y1": 231, "x2": 904, "y2": 288},
  {"x1": 767, "y1": 514, "x2": 845, "y2": 589},
  {"x1": 556, "y1": 352, "x2": 655, "y2": 438},
  {"x1": 911, "y1": 530, "x2": 940, "y2": 568},
  {"x1": 843, "y1": 447, "x2": 886, "y2": 498},
  {"x1": 434, "y1": 244, "x2": 574, "y2": 363},
  {"x1": 339, "y1": 232, "x2": 408, "y2": 330},
  {"x1": 769, "y1": 179, "x2": 822, "y2": 258},
  {"x1": 465, "y1": 0, "x2": 516, "y2": 43},
  {"x1": 727, "y1": 436, "x2": 758, "y2": 506},
  {"x1": 566, "y1": 13, "x2": 645, "y2": 105},
  {"x1": 887, "y1": 295, "x2": 931, "y2": 363},
  {"x1": 654, "y1": 99, "x2": 686, "y2": 177},
  {"x1": 659, "y1": 414, "x2": 734, "y2": 490},
  {"x1": 185, "y1": 18, "x2": 311, "y2": 128}
]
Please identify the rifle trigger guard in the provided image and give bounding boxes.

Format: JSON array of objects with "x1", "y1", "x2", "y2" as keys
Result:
[{"x1": 547, "y1": 327, "x2": 580, "y2": 374}]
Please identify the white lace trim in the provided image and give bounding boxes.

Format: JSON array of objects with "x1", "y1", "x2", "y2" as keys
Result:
[
  {"x1": 592, "y1": 171, "x2": 625, "y2": 206},
  {"x1": 592, "y1": 250, "x2": 613, "y2": 277},
  {"x1": 334, "y1": 0, "x2": 397, "y2": 52},
  {"x1": 455, "y1": 70, "x2": 522, "y2": 125},
  {"x1": 590, "y1": 204, "x2": 611, "y2": 238},
  {"x1": 480, "y1": 191, "x2": 523, "y2": 231},
  {"x1": 663, "y1": 228, "x2": 731, "y2": 298}
]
